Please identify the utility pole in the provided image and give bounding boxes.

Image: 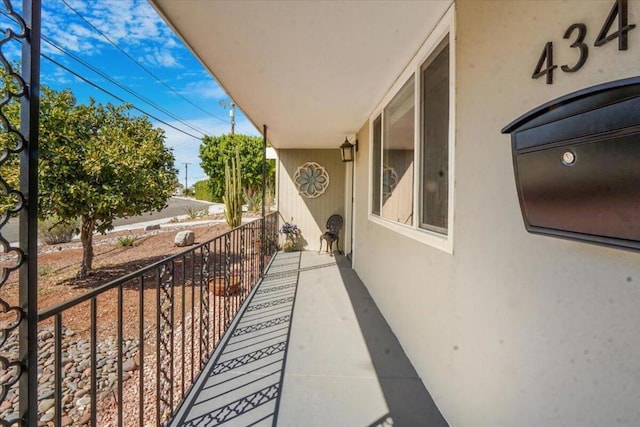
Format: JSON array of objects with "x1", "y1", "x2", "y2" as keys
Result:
[
  {"x1": 220, "y1": 100, "x2": 236, "y2": 135},
  {"x1": 183, "y1": 162, "x2": 191, "y2": 194}
]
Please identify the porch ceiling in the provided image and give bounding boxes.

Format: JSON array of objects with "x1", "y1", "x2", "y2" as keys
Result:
[{"x1": 149, "y1": 0, "x2": 452, "y2": 149}]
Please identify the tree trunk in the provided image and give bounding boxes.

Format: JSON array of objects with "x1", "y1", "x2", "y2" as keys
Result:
[{"x1": 78, "y1": 216, "x2": 95, "y2": 278}]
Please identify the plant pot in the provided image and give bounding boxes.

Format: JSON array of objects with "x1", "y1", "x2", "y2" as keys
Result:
[
  {"x1": 282, "y1": 240, "x2": 295, "y2": 252},
  {"x1": 211, "y1": 276, "x2": 242, "y2": 296}
]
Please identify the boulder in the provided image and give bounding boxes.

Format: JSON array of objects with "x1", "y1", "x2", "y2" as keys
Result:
[
  {"x1": 174, "y1": 230, "x2": 195, "y2": 247},
  {"x1": 144, "y1": 224, "x2": 161, "y2": 231}
]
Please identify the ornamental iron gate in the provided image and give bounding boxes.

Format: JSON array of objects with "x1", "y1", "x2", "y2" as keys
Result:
[{"x1": 0, "y1": 0, "x2": 40, "y2": 425}]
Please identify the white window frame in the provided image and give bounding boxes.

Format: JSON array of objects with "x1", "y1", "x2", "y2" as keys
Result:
[{"x1": 367, "y1": 5, "x2": 455, "y2": 254}]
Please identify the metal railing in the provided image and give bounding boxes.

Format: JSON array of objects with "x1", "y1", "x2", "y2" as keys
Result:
[
  {"x1": 28, "y1": 213, "x2": 278, "y2": 426},
  {"x1": 0, "y1": 1, "x2": 41, "y2": 426}
]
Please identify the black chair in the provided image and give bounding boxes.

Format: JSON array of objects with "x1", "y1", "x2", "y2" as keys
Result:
[{"x1": 319, "y1": 214, "x2": 343, "y2": 254}]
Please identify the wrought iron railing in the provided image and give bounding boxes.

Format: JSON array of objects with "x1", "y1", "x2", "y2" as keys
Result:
[
  {"x1": 0, "y1": 1, "x2": 41, "y2": 425},
  {"x1": 20, "y1": 213, "x2": 277, "y2": 426}
]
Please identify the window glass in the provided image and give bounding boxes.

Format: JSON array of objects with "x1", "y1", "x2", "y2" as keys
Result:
[
  {"x1": 368, "y1": 27, "x2": 453, "y2": 251},
  {"x1": 382, "y1": 77, "x2": 414, "y2": 225},
  {"x1": 371, "y1": 115, "x2": 382, "y2": 215},
  {"x1": 420, "y1": 38, "x2": 449, "y2": 233}
]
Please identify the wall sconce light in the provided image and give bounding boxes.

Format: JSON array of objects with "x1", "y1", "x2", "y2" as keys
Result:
[{"x1": 340, "y1": 137, "x2": 358, "y2": 162}]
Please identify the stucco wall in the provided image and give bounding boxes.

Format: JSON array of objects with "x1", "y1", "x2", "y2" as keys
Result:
[
  {"x1": 277, "y1": 149, "x2": 346, "y2": 251},
  {"x1": 354, "y1": 1, "x2": 640, "y2": 426}
]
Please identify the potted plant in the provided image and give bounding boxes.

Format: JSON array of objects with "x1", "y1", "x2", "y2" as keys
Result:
[{"x1": 280, "y1": 222, "x2": 300, "y2": 252}]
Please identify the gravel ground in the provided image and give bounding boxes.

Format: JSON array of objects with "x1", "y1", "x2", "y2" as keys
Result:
[{"x1": 0, "y1": 214, "x2": 265, "y2": 425}]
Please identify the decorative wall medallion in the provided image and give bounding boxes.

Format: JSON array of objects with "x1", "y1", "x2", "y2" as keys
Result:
[
  {"x1": 294, "y1": 162, "x2": 330, "y2": 198},
  {"x1": 382, "y1": 165, "x2": 398, "y2": 198}
]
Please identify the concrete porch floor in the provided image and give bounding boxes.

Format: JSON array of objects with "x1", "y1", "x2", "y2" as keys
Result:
[{"x1": 171, "y1": 251, "x2": 448, "y2": 426}]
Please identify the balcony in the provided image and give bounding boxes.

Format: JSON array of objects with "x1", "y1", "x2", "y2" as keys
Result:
[{"x1": 171, "y1": 250, "x2": 447, "y2": 426}]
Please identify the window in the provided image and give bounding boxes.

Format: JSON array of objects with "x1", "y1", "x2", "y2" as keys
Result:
[
  {"x1": 382, "y1": 77, "x2": 414, "y2": 224},
  {"x1": 368, "y1": 18, "x2": 454, "y2": 253},
  {"x1": 420, "y1": 38, "x2": 449, "y2": 233},
  {"x1": 371, "y1": 115, "x2": 382, "y2": 216}
]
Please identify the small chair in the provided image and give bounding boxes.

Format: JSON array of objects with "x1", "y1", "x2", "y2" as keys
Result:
[{"x1": 319, "y1": 214, "x2": 343, "y2": 254}]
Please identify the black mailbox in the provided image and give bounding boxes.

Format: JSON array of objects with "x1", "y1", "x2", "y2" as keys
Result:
[{"x1": 502, "y1": 77, "x2": 640, "y2": 251}]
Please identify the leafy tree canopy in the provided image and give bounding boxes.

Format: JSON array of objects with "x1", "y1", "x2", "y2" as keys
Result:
[
  {"x1": 199, "y1": 133, "x2": 274, "y2": 202},
  {"x1": 38, "y1": 96, "x2": 176, "y2": 233},
  {"x1": 0, "y1": 71, "x2": 177, "y2": 277}
]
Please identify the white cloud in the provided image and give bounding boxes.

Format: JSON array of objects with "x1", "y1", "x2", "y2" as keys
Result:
[
  {"x1": 64, "y1": 0, "x2": 88, "y2": 14},
  {"x1": 0, "y1": 40, "x2": 21, "y2": 64},
  {"x1": 42, "y1": 0, "x2": 182, "y2": 68},
  {"x1": 140, "y1": 48, "x2": 179, "y2": 68},
  {"x1": 41, "y1": 67, "x2": 73, "y2": 87},
  {"x1": 181, "y1": 80, "x2": 227, "y2": 100}
]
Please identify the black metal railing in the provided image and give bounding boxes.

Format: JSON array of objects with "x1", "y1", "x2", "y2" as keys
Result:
[
  {"x1": 0, "y1": 1, "x2": 41, "y2": 425},
  {"x1": 24, "y1": 213, "x2": 278, "y2": 426}
]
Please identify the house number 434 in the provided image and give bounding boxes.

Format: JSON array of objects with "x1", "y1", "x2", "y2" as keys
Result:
[{"x1": 532, "y1": 0, "x2": 635, "y2": 84}]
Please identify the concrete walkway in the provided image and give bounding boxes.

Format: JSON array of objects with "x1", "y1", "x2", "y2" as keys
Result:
[{"x1": 171, "y1": 251, "x2": 448, "y2": 426}]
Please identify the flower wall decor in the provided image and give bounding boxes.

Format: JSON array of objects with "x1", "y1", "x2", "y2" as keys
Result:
[
  {"x1": 382, "y1": 165, "x2": 398, "y2": 198},
  {"x1": 294, "y1": 162, "x2": 330, "y2": 198}
]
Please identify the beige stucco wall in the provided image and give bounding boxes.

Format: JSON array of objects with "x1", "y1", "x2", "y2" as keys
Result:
[
  {"x1": 277, "y1": 149, "x2": 345, "y2": 251},
  {"x1": 354, "y1": 1, "x2": 640, "y2": 426}
]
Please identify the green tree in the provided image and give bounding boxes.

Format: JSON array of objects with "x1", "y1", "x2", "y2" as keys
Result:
[
  {"x1": 38, "y1": 98, "x2": 177, "y2": 277},
  {"x1": 0, "y1": 71, "x2": 177, "y2": 277},
  {"x1": 0, "y1": 69, "x2": 23, "y2": 218},
  {"x1": 198, "y1": 133, "x2": 274, "y2": 202}
]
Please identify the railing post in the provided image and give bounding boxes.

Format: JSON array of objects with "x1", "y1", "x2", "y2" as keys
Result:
[
  {"x1": 14, "y1": 1, "x2": 41, "y2": 425},
  {"x1": 224, "y1": 234, "x2": 231, "y2": 326},
  {"x1": 261, "y1": 125, "x2": 267, "y2": 275}
]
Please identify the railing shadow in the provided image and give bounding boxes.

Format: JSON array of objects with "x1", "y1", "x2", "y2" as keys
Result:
[
  {"x1": 173, "y1": 251, "x2": 302, "y2": 426},
  {"x1": 336, "y1": 256, "x2": 450, "y2": 427}
]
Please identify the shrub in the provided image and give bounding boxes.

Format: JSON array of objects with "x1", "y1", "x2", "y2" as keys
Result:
[
  {"x1": 185, "y1": 205, "x2": 207, "y2": 220},
  {"x1": 244, "y1": 190, "x2": 261, "y2": 212},
  {"x1": 116, "y1": 235, "x2": 136, "y2": 247},
  {"x1": 38, "y1": 216, "x2": 78, "y2": 245},
  {"x1": 194, "y1": 179, "x2": 215, "y2": 202}
]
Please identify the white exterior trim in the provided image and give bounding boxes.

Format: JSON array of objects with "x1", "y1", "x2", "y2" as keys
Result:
[{"x1": 367, "y1": 4, "x2": 456, "y2": 254}]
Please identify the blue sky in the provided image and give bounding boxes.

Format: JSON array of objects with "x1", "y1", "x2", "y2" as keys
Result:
[{"x1": 7, "y1": 0, "x2": 259, "y2": 185}]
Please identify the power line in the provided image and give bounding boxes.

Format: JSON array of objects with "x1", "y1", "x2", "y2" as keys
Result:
[
  {"x1": 59, "y1": 0, "x2": 231, "y2": 126},
  {"x1": 0, "y1": 10, "x2": 208, "y2": 141},
  {"x1": 41, "y1": 35, "x2": 210, "y2": 136},
  {"x1": 3, "y1": 5, "x2": 257, "y2": 140},
  {"x1": 133, "y1": 1, "x2": 257, "y2": 137},
  {"x1": 41, "y1": 53, "x2": 204, "y2": 141}
]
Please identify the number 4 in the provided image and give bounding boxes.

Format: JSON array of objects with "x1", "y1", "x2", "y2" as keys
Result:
[
  {"x1": 595, "y1": 0, "x2": 636, "y2": 50},
  {"x1": 532, "y1": 42, "x2": 557, "y2": 84}
]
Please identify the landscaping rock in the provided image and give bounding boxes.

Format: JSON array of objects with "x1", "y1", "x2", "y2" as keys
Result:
[
  {"x1": 123, "y1": 358, "x2": 138, "y2": 372},
  {"x1": 144, "y1": 224, "x2": 161, "y2": 231},
  {"x1": 174, "y1": 230, "x2": 195, "y2": 247},
  {"x1": 38, "y1": 398, "x2": 54, "y2": 413},
  {"x1": 0, "y1": 326, "x2": 140, "y2": 425}
]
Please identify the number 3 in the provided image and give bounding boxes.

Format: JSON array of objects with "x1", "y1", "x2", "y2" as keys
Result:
[{"x1": 561, "y1": 23, "x2": 588, "y2": 72}]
